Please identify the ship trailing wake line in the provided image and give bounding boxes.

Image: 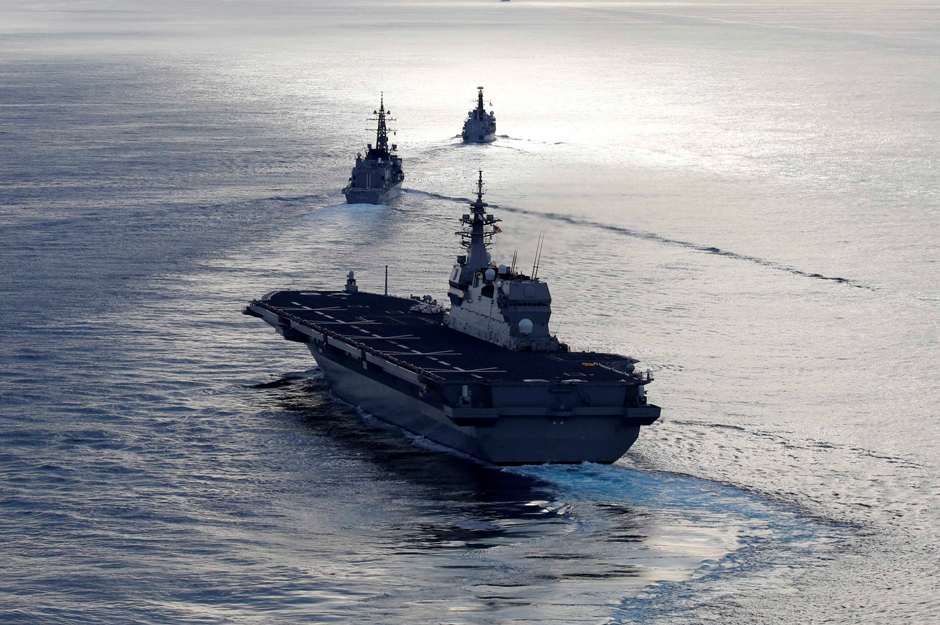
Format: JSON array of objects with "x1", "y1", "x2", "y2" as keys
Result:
[
  {"x1": 401, "y1": 189, "x2": 872, "y2": 290},
  {"x1": 497, "y1": 206, "x2": 875, "y2": 290}
]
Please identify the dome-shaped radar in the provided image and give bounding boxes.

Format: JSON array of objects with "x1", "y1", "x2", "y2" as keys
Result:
[
  {"x1": 485, "y1": 268, "x2": 496, "y2": 281},
  {"x1": 519, "y1": 318, "x2": 533, "y2": 335},
  {"x1": 498, "y1": 264, "x2": 507, "y2": 274}
]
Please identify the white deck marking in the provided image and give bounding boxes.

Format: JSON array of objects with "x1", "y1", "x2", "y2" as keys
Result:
[
  {"x1": 278, "y1": 300, "x2": 513, "y2": 380},
  {"x1": 382, "y1": 350, "x2": 460, "y2": 358},
  {"x1": 424, "y1": 367, "x2": 506, "y2": 374},
  {"x1": 343, "y1": 319, "x2": 380, "y2": 325}
]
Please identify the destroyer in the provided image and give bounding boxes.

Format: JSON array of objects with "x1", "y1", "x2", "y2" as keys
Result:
[
  {"x1": 343, "y1": 95, "x2": 404, "y2": 204},
  {"x1": 462, "y1": 87, "x2": 496, "y2": 143},
  {"x1": 246, "y1": 173, "x2": 661, "y2": 464}
]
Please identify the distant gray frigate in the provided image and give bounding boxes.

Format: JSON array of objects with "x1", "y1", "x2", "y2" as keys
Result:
[{"x1": 462, "y1": 87, "x2": 497, "y2": 144}]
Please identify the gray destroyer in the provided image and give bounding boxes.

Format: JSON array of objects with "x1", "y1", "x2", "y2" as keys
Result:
[
  {"x1": 462, "y1": 87, "x2": 496, "y2": 143},
  {"x1": 343, "y1": 96, "x2": 404, "y2": 204},
  {"x1": 246, "y1": 173, "x2": 661, "y2": 464}
]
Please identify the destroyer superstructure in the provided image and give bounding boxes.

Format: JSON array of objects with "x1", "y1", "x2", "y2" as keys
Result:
[
  {"x1": 246, "y1": 173, "x2": 661, "y2": 464},
  {"x1": 462, "y1": 87, "x2": 496, "y2": 143},
  {"x1": 343, "y1": 95, "x2": 404, "y2": 204}
]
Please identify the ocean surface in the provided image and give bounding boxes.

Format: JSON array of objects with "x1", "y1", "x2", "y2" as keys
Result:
[{"x1": 1, "y1": 1, "x2": 938, "y2": 623}]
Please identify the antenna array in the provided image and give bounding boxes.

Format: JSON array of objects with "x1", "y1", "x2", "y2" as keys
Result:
[{"x1": 531, "y1": 232, "x2": 545, "y2": 279}]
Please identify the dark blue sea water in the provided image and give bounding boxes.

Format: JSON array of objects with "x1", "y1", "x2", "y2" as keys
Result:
[{"x1": 2, "y1": 1, "x2": 938, "y2": 623}]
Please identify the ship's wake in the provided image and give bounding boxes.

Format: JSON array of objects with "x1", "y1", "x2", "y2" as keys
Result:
[
  {"x1": 496, "y1": 204, "x2": 874, "y2": 289},
  {"x1": 252, "y1": 372, "x2": 850, "y2": 624},
  {"x1": 403, "y1": 188, "x2": 871, "y2": 290},
  {"x1": 402, "y1": 188, "x2": 472, "y2": 204},
  {"x1": 496, "y1": 134, "x2": 566, "y2": 145}
]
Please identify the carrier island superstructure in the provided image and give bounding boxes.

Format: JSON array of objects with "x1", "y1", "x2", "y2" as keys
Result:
[
  {"x1": 462, "y1": 87, "x2": 496, "y2": 143},
  {"x1": 246, "y1": 173, "x2": 660, "y2": 464},
  {"x1": 343, "y1": 95, "x2": 404, "y2": 204}
]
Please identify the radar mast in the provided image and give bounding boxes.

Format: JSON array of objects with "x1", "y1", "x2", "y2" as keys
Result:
[
  {"x1": 457, "y1": 171, "x2": 501, "y2": 272},
  {"x1": 368, "y1": 93, "x2": 395, "y2": 154}
]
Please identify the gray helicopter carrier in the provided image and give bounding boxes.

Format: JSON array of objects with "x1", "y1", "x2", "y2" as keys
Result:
[
  {"x1": 462, "y1": 87, "x2": 497, "y2": 144},
  {"x1": 343, "y1": 95, "x2": 404, "y2": 204},
  {"x1": 246, "y1": 173, "x2": 660, "y2": 464}
]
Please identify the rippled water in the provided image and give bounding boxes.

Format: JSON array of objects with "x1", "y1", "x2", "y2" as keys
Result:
[{"x1": 1, "y1": 1, "x2": 938, "y2": 623}]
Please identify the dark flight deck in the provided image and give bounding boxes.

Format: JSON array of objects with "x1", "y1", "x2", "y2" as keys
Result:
[{"x1": 253, "y1": 290, "x2": 646, "y2": 385}]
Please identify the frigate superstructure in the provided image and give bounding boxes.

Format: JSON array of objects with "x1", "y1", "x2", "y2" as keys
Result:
[
  {"x1": 246, "y1": 173, "x2": 661, "y2": 464},
  {"x1": 343, "y1": 95, "x2": 404, "y2": 204},
  {"x1": 462, "y1": 87, "x2": 497, "y2": 144}
]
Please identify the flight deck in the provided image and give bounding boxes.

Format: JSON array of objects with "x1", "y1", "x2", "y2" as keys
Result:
[{"x1": 252, "y1": 290, "x2": 648, "y2": 386}]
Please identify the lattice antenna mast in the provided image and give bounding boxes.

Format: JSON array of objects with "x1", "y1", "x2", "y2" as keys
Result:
[
  {"x1": 456, "y1": 171, "x2": 501, "y2": 271},
  {"x1": 532, "y1": 232, "x2": 545, "y2": 279},
  {"x1": 367, "y1": 93, "x2": 396, "y2": 152}
]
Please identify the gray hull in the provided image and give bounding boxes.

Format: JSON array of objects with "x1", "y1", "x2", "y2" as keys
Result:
[
  {"x1": 311, "y1": 346, "x2": 644, "y2": 465},
  {"x1": 343, "y1": 182, "x2": 402, "y2": 205},
  {"x1": 248, "y1": 290, "x2": 661, "y2": 466},
  {"x1": 463, "y1": 130, "x2": 496, "y2": 144},
  {"x1": 462, "y1": 90, "x2": 496, "y2": 143}
]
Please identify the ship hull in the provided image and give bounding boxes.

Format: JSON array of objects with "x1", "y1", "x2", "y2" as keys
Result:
[
  {"x1": 311, "y1": 345, "x2": 645, "y2": 465},
  {"x1": 248, "y1": 290, "x2": 660, "y2": 466},
  {"x1": 462, "y1": 119, "x2": 496, "y2": 144},
  {"x1": 343, "y1": 181, "x2": 402, "y2": 205},
  {"x1": 462, "y1": 130, "x2": 496, "y2": 144}
]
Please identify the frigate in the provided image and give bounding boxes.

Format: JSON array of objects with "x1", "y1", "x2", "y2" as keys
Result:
[
  {"x1": 343, "y1": 95, "x2": 404, "y2": 204},
  {"x1": 462, "y1": 87, "x2": 497, "y2": 144},
  {"x1": 245, "y1": 173, "x2": 661, "y2": 464}
]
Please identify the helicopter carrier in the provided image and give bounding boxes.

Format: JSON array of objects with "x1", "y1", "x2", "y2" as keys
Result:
[
  {"x1": 343, "y1": 95, "x2": 404, "y2": 204},
  {"x1": 462, "y1": 87, "x2": 497, "y2": 144},
  {"x1": 246, "y1": 173, "x2": 660, "y2": 464}
]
